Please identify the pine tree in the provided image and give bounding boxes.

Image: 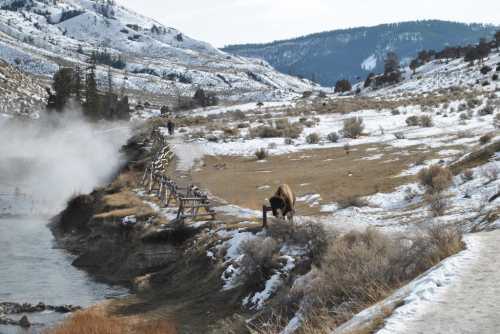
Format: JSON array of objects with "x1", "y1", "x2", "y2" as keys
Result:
[
  {"x1": 72, "y1": 65, "x2": 83, "y2": 100},
  {"x1": 334, "y1": 79, "x2": 352, "y2": 93},
  {"x1": 84, "y1": 61, "x2": 99, "y2": 118},
  {"x1": 409, "y1": 59, "x2": 419, "y2": 75},
  {"x1": 477, "y1": 38, "x2": 491, "y2": 64},
  {"x1": 52, "y1": 67, "x2": 74, "y2": 110},
  {"x1": 384, "y1": 52, "x2": 400, "y2": 75}
]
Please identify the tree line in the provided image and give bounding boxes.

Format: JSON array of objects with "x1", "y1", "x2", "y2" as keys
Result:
[
  {"x1": 47, "y1": 60, "x2": 130, "y2": 121},
  {"x1": 410, "y1": 31, "x2": 500, "y2": 72}
]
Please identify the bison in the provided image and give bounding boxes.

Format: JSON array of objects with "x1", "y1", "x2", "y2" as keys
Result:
[{"x1": 269, "y1": 184, "x2": 296, "y2": 221}]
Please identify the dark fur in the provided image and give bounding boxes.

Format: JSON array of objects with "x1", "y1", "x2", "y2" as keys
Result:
[{"x1": 269, "y1": 184, "x2": 296, "y2": 220}]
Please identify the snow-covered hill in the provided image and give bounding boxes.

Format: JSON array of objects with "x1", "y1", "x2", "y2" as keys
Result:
[
  {"x1": 360, "y1": 50, "x2": 500, "y2": 97},
  {"x1": 0, "y1": 0, "x2": 315, "y2": 103},
  {"x1": 224, "y1": 21, "x2": 498, "y2": 86}
]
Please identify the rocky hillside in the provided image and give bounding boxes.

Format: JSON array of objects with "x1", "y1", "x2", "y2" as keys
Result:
[
  {"x1": 223, "y1": 20, "x2": 498, "y2": 86},
  {"x1": 0, "y1": 0, "x2": 314, "y2": 104}
]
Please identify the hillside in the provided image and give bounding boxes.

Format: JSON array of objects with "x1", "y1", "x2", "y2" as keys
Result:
[
  {"x1": 0, "y1": 0, "x2": 314, "y2": 105},
  {"x1": 47, "y1": 42, "x2": 500, "y2": 333},
  {"x1": 223, "y1": 20, "x2": 498, "y2": 86}
]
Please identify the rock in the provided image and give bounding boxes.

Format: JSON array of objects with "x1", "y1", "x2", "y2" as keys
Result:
[{"x1": 19, "y1": 315, "x2": 31, "y2": 328}]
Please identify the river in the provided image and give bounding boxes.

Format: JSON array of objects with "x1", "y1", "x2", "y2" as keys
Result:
[
  {"x1": 0, "y1": 112, "x2": 132, "y2": 333},
  {"x1": 0, "y1": 216, "x2": 128, "y2": 334}
]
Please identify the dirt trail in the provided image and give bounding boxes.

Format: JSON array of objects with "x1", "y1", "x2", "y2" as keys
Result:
[{"x1": 381, "y1": 230, "x2": 500, "y2": 334}]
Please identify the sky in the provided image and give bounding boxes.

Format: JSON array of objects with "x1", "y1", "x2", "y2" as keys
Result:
[{"x1": 118, "y1": 0, "x2": 500, "y2": 47}]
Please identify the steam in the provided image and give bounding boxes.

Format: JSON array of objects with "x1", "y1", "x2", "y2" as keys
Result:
[{"x1": 0, "y1": 107, "x2": 131, "y2": 215}]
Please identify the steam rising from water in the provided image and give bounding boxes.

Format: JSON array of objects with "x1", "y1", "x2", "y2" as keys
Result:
[{"x1": 0, "y1": 109, "x2": 130, "y2": 215}]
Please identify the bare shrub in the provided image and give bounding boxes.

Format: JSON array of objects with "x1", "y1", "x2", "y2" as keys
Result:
[
  {"x1": 306, "y1": 133, "x2": 321, "y2": 144},
  {"x1": 327, "y1": 132, "x2": 339, "y2": 143},
  {"x1": 337, "y1": 195, "x2": 368, "y2": 209},
  {"x1": 406, "y1": 115, "x2": 419, "y2": 126},
  {"x1": 237, "y1": 122, "x2": 249, "y2": 129},
  {"x1": 480, "y1": 133, "x2": 493, "y2": 145},
  {"x1": 255, "y1": 148, "x2": 268, "y2": 160},
  {"x1": 426, "y1": 192, "x2": 448, "y2": 216},
  {"x1": 294, "y1": 226, "x2": 464, "y2": 330},
  {"x1": 482, "y1": 166, "x2": 499, "y2": 182},
  {"x1": 250, "y1": 122, "x2": 303, "y2": 139},
  {"x1": 404, "y1": 187, "x2": 418, "y2": 202},
  {"x1": 461, "y1": 169, "x2": 474, "y2": 182},
  {"x1": 466, "y1": 97, "x2": 481, "y2": 109},
  {"x1": 414, "y1": 156, "x2": 426, "y2": 166},
  {"x1": 478, "y1": 104, "x2": 494, "y2": 116},
  {"x1": 342, "y1": 117, "x2": 364, "y2": 139},
  {"x1": 459, "y1": 112, "x2": 471, "y2": 121},
  {"x1": 394, "y1": 131, "x2": 405, "y2": 139},
  {"x1": 229, "y1": 110, "x2": 247, "y2": 120},
  {"x1": 419, "y1": 115, "x2": 433, "y2": 127},
  {"x1": 292, "y1": 222, "x2": 332, "y2": 266},
  {"x1": 284, "y1": 138, "x2": 294, "y2": 145},
  {"x1": 223, "y1": 127, "x2": 240, "y2": 137},
  {"x1": 238, "y1": 237, "x2": 279, "y2": 289},
  {"x1": 267, "y1": 221, "x2": 333, "y2": 266},
  {"x1": 250, "y1": 126, "x2": 282, "y2": 138},
  {"x1": 494, "y1": 113, "x2": 500, "y2": 128},
  {"x1": 206, "y1": 135, "x2": 218, "y2": 142},
  {"x1": 417, "y1": 165, "x2": 453, "y2": 194},
  {"x1": 343, "y1": 143, "x2": 351, "y2": 155}
]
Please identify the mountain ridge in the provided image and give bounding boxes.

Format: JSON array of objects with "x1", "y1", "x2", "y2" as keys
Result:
[{"x1": 223, "y1": 20, "x2": 499, "y2": 86}]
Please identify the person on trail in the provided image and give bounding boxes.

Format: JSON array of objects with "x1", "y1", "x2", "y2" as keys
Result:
[{"x1": 167, "y1": 119, "x2": 175, "y2": 136}]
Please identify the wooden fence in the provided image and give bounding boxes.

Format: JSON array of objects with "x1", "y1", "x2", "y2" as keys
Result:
[{"x1": 141, "y1": 134, "x2": 215, "y2": 222}]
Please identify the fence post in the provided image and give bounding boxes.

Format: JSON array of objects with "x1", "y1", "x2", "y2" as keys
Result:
[{"x1": 262, "y1": 205, "x2": 268, "y2": 228}]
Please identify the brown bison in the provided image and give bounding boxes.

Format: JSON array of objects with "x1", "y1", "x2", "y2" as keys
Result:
[{"x1": 269, "y1": 184, "x2": 296, "y2": 221}]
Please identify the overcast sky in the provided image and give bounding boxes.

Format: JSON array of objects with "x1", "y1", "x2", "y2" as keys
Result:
[{"x1": 118, "y1": 0, "x2": 500, "y2": 47}]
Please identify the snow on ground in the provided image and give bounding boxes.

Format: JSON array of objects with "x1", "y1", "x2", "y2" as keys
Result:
[
  {"x1": 366, "y1": 51, "x2": 500, "y2": 97},
  {"x1": 180, "y1": 93, "x2": 497, "y2": 160},
  {"x1": 375, "y1": 230, "x2": 500, "y2": 334}
]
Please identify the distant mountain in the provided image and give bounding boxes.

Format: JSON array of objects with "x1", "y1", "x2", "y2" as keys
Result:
[
  {"x1": 0, "y1": 0, "x2": 314, "y2": 104},
  {"x1": 223, "y1": 20, "x2": 499, "y2": 86}
]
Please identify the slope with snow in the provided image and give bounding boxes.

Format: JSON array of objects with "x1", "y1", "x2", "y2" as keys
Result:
[{"x1": 0, "y1": 0, "x2": 314, "y2": 103}]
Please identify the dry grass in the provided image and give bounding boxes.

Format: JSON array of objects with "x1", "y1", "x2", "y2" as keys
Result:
[
  {"x1": 193, "y1": 145, "x2": 433, "y2": 215},
  {"x1": 109, "y1": 172, "x2": 139, "y2": 192},
  {"x1": 281, "y1": 226, "x2": 464, "y2": 333},
  {"x1": 94, "y1": 190, "x2": 156, "y2": 221},
  {"x1": 102, "y1": 191, "x2": 146, "y2": 210},
  {"x1": 46, "y1": 308, "x2": 176, "y2": 334}
]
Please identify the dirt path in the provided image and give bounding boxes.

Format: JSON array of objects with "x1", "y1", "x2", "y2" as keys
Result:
[{"x1": 380, "y1": 230, "x2": 500, "y2": 334}]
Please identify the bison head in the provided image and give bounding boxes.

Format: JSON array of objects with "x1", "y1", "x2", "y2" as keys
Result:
[{"x1": 269, "y1": 196, "x2": 285, "y2": 218}]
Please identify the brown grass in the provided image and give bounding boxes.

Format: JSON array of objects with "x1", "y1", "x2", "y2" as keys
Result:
[
  {"x1": 45, "y1": 308, "x2": 177, "y2": 334},
  {"x1": 281, "y1": 226, "x2": 464, "y2": 333},
  {"x1": 94, "y1": 190, "x2": 156, "y2": 221},
  {"x1": 102, "y1": 191, "x2": 146, "y2": 210},
  {"x1": 193, "y1": 144, "x2": 433, "y2": 215}
]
